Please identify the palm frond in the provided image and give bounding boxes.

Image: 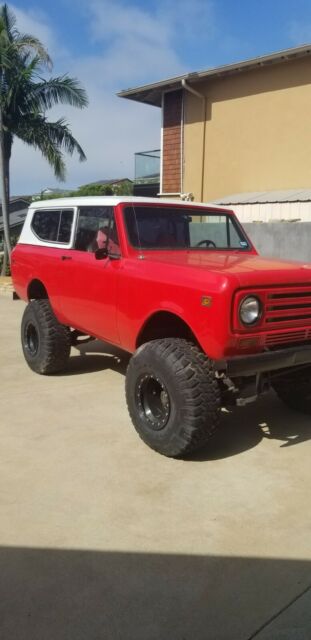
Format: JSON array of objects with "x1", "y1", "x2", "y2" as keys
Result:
[
  {"x1": 15, "y1": 34, "x2": 52, "y2": 69},
  {"x1": 16, "y1": 113, "x2": 86, "y2": 178},
  {"x1": 17, "y1": 55, "x2": 43, "y2": 81},
  {"x1": 0, "y1": 46, "x2": 11, "y2": 68},
  {"x1": 28, "y1": 75, "x2": 89, "y2": 111},
  {"x1": 0, "y1": 4, "x2": 16, "y2": 39},
  {"x1": 17, "y1": 117, "x2": 66, "y2": 180},
  {"x1": 1, "y1": 58, "x2": 41, "y2": 114},
  {"x1": 0, "y1": 4, "x2": 88, "y2": 189},
  {"x1": 44, "y1": 118, "x2": 87, "y2": 161},
  {"x1": 33, "y1": 117, "x2": 86, "y2": 161}
]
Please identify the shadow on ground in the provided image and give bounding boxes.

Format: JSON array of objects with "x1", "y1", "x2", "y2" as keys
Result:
[
  {"x1": 62, "y1": 340, "x2": 311, "y2": 462},
  {"x1": 62, "y1": 340, "x2": 130, "y2": 376},
  {"x1": 0, "y1": 547, "x2": 310, "y2": 640},
  {"x1": 191, "y1": 395, "x2": 311, "y2": 462}
]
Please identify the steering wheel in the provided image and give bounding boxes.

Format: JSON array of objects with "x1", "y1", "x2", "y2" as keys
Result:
[{"x1": 195, "y1": 239, "x2": 216, "y2": 248}]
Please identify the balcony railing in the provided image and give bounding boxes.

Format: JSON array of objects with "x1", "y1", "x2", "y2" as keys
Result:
[{"x1": 134, "y1": 149, "x2": 160, "y2": 184}]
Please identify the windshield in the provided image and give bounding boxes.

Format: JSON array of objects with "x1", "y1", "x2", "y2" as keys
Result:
[{"x1": 124, "y1": 206, "x2": 249, "y2": 251}]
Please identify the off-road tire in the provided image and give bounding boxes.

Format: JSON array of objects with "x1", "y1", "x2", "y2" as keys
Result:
[
  {"x1": 273, "y1": 367, "x2": 311, "y2": 414},
  {"x1": 125, "y1": 338, "x2": 221, "y2": 457},
  {"x1": 21, "y1": 300, "x2": 71, "y2": 374}
]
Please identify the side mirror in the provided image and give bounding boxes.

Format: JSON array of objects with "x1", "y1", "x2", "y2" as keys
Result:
[{"x1": 95, "y1": 247, "x2": 108, "y2": 260}]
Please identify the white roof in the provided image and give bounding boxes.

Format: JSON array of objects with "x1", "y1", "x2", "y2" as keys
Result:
[{"x1": 29, "y1": 196, "x2": 229, "y2": 210}]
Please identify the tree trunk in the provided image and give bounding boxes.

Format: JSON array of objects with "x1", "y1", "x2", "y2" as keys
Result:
[
  {"x1": 1, "y1": 242, "x2": 8, "y2": 276},
  {"x1": 1, "y1": 136, "x2": 10, "y2": 276},
  {"x1": 0, "y1": 106, "x2": 11, "y2": 263}
]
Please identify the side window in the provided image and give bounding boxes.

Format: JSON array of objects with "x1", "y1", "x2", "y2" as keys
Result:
[
  {"x1": 31, "y1": 209, "x2": 74, "y2": 243},
  {"x1": 32, "y1": 209, "x2": 60, "y2": 242},
  {"x1": 75, "y1": 206, "x2": 120, "y2": 255},
  {"x1": 58, "y1": 210, "x2": 74, "y2": 243}
]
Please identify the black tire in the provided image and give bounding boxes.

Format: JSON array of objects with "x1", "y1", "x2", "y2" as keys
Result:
[
  {"x1": 273, "y1": 367, "x2": 311, "y2": 414},
  {"x1": 125, "y1": 338, "x2": 221, "y2": 457},
  {"x1": 21, "y1": 300, "x2": 71, "y2": 374}
]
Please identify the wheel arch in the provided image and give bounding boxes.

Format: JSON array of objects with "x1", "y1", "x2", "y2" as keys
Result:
[
  {"x1": 27, "y1": 279, "x2": 49, "y2": 301},
  {"x1": 135, "y1": 310, "x2": 202, "y2": 349}
]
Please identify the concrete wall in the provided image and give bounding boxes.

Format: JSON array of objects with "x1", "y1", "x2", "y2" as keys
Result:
[
  {"x1": 244, "y1": 222, "x2": 311, "y2": 263},
  {"x1": 183, "y1": 56, "x2": 311, "y2": 201}
]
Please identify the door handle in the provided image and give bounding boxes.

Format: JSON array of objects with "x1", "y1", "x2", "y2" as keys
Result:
[{"x1": 61, "y1": 255, "x2": 72, "y2": 261}]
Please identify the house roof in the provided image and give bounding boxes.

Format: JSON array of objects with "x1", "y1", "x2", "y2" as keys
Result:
[
  {"x1": 0, "y1": 197, "x2": 30, "y2": 206},
  {"x1": 118, "y1": 43, "x2": 311, "y2": 107},
  {"x1": 213, "y1": 189, "x2": 311, "y2": 205},
  {"x1": 41, "y1": 187, "x2": 70, "y2": 194},
  {"x1": 0, "y1": 198, "x2": 31, "y2": 233},
  {"x1": 80, "y1": 178, "x2": 132, "y2": 187},
  {"x1": 0, "y1": 208, "x2": 28, "y2": 233}
]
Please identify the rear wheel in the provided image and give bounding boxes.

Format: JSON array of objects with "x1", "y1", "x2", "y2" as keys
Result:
[
  {"x1": 125, "y1": 338, "x2": 221, "y2": 457},
  {"x1": 21, "y1": 300, "x2": 71, "y2": 374},
  {"x1": 273, "y1": 367, "x2": 311, "y2": 413}
]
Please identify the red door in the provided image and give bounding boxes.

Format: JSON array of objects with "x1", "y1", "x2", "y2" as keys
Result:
[
  {"x1": 58, "y1": 248, "x2": 121, "y2": 344},
  {"x1": 58, "y1": 205, "x2": 122, "y2": 344}
]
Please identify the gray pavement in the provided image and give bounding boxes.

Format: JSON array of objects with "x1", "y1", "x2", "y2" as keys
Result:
[{"x1": 0, "y1": 295, "x2": 310, "y2": 640}]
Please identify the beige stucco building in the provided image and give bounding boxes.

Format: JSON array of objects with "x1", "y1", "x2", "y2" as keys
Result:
[{"x1": 118, "y1": 44, "x2": 311, "y2": 204}]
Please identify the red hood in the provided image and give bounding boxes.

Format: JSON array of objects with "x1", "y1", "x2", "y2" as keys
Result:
[{"x1": 143, "y1": 250, "x2": 311, "y2": 288}]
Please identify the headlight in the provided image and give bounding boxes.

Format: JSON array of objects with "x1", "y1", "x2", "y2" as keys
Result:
[{"x1": 239, "y1": 296, "x2": 261, "y2": 325}]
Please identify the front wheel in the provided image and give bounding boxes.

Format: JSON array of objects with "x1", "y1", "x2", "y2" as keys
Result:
[
  {"x1": 125, "y1": 338, "x2": 221, "y2": 457},
  {"x1": 273, "y1": 367, "x2": 311, "y2": 413},
  {"x1": 21, "y1": 300, "x2": 71, "y2": 374}
]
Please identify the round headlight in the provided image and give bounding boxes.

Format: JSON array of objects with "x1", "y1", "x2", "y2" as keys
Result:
[{"x1": 239, "y1": 296, "x2": 261, "y2": 325}]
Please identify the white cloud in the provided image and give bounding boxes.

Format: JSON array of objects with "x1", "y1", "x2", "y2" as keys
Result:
[
  {"x1": 89, "y1": 0, "x2": 172, "y2": 47},
  {"x1": 86, "y1": 0, "x2": 184, "y2": 86},
  {"x1": 11, "y1": 4, "x2": 56, "y2": 59},
  {"x1": 159, "y1": 0, "x2": 216, "y2": 43},
  {"x1": 10, "y1": 0, "x2": 215, "y2": 195},
  {"x1": 12, "y1": 97, "x2": 160, "y2": 193}
]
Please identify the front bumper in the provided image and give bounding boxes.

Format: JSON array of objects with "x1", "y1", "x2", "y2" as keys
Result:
[{"x1": 215, "y1": 344, "x2": 311, "y2": 377}]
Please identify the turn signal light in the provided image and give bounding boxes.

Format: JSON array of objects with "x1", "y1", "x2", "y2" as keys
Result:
[
  {"x1": 238, "y1": 337, "x2": 260, "y2": 349},
  {"x1": 201, "y1": 296, "x2": 212, "y2": 307}
]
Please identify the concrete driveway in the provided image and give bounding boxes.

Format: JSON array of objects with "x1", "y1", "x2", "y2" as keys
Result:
[{"x1": 0, "y1": 295, "x2": 310, "y2": 640}]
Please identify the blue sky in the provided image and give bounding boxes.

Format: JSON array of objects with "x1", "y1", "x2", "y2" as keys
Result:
[{"x1": 10, "y1": 0, "x2": 311, "y2": 194}]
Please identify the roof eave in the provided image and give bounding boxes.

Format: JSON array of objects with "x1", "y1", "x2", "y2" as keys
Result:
[{"x1": 117, "y1": 43, "x2": 311, "y2": 107}]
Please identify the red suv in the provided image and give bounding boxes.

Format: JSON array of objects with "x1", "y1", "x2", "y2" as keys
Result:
[{"x1": 11, "y1": 196, "x2": 311, "y2": 457}]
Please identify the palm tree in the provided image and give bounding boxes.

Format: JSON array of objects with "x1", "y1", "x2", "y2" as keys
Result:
[{"x1": 0, "y1": 4, "x2": 88, "y2": 272}]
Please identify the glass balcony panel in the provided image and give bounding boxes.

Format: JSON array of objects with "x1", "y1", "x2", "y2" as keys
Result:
[{"x1": 134, "y1": 150, "x2": 160, "y2": 184}]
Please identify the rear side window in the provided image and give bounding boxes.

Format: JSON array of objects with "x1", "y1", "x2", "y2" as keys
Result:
[{"x1": 31, "y1": 209, "x2": 74, "y2": 243}]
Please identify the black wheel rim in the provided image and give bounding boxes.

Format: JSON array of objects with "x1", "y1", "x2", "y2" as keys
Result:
[
  {"x1": 24, "y1": 322, "x2": 39, "y2": 357},
  {"x1": 136, "y1": 374, "x2": 171, "y2": 430}
]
